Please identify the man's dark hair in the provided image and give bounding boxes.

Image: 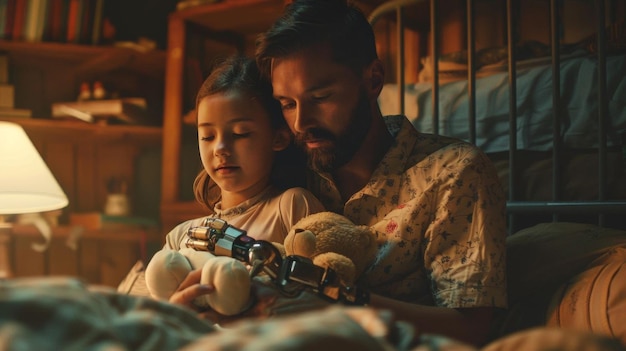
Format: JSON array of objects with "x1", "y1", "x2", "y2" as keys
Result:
[{"x1": 255, "y1": 0, "x2": 378, "y2": 77}]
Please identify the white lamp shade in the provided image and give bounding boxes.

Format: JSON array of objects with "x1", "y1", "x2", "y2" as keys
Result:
[{"x1": 0, "y1": 121, "x2": 69, "y2": 214}]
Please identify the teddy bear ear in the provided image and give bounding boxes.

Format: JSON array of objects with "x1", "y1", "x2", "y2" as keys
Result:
[{"x1": 285, "y1": 229, "x2": 317, "y2": 257}]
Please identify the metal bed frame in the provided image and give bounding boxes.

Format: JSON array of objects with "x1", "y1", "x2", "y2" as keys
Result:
[{"x1": 368, "y1": 0, "x2": 626, "y2": 234}]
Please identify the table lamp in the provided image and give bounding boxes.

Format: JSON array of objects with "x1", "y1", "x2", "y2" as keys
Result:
[{"x1": 0, "y1": 121, "x2": 69, "y2": 278}]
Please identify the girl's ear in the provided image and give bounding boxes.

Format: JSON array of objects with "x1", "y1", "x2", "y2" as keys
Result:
[
  {"x1": 364, "y1": 59, "x2": 385, "y2": 99},
  {"x1": 272, "y1": 128, "x2": 292, "y2": 151}
]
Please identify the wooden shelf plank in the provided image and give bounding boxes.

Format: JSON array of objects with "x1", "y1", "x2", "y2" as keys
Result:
[
  {"x1": 170, "y1": 0, "x2": 287, "y2": 34},
  {"x1": 0, "y1": 117, "x2": 162, "y2": 145},
  {"x1": 11, "y1": 223, "x2": 161, "y2": 242},
  {"x1": 0, "y1": 40, "x2": 166, "y2": 76}
]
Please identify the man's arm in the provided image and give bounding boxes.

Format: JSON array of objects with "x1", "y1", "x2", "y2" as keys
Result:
[{"x1": 369, "y1": 294, "x2": 495, "y2": 347}]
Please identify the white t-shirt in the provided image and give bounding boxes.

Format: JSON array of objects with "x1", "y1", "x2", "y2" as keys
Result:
[{"x1": 164, "y1": 186, "x2": 325, "y2": 250}]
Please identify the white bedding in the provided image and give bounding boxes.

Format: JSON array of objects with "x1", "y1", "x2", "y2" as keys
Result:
[{"x1": 379, "y1": 54, "x2": 626, "y2": 153}]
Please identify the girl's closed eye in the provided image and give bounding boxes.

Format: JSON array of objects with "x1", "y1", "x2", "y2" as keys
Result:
[
  {"x1": 233, "y1": 131, "x2": 252, "y2": 138},
  {"x1": 200, "y1": 134, "x2": 215, "y2": 142},
  {"x1": 232, "y1": 124, "x2": 254, "y2": 138}
]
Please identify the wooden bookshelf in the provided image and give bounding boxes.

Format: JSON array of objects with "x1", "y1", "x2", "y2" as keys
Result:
[
  {"x1": 0, "y1": 40, "x2": 165, "y2": 76},
  {"x1": 0, "y1": 40, "x2": 166, "y2": 123}
]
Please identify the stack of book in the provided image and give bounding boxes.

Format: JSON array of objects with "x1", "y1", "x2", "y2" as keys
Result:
[
  {"x1": 0, "y1": 0, "x2": 106, "y2": 44},
  {"x1": 51, "y1": 97, "x2": 149, "y2": 124}
]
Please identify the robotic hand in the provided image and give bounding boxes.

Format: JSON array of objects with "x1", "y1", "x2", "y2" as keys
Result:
[{"x1": 185, "y1": 218, "x2": 369, "y2": 305}]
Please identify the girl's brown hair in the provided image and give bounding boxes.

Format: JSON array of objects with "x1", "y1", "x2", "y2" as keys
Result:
[{"x1": 192, "y1": 55, "x2": 307, "y2": 212}]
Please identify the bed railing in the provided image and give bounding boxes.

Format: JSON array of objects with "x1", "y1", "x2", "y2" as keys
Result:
[{"x1": 369, "y1": 0, "x2": 626, "y2": 233}]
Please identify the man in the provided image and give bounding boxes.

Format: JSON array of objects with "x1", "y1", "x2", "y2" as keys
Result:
[{"x1": 172, "y1": 0, "x2": 507, "y2": 346}]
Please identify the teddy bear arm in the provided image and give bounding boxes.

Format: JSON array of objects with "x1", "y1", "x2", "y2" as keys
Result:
[
  {"x1": 313, "y1": 253, "x2": 357, "y2": 286},
  {"x1": 200, "y1": 256, "x2": 252, "y2": 316}
]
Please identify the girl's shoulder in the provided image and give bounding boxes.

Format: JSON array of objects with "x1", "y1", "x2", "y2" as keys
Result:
[
  {"x1": 276, "y1": 186, "x2": 325, "y2": 215},
  {"x1": 279, "y1": 186, "x2": 316, "y2": 198}
]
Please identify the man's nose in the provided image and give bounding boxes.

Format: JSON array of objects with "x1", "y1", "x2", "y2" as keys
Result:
[{"x1": 293, "y1": 105, "x2": 315, "y2": 133}]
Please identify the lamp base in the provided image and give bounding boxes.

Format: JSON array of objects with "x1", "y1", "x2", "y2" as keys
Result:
[{"x1": 0, "y1": 219, "x2": 13, "y2": 279}]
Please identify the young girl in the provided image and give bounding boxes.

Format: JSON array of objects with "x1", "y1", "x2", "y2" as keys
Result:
[{"x1": 146, "y1": 55, "x2": 324, "y2": 302}]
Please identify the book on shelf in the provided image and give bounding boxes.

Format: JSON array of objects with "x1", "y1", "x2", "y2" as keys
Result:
[
  {"x1": 51, "y1": 98, "x2": 149, "y2": 124},
  {"x1": 23, "y1": 0, "x2": 47, "y2": 42},
  {"x1": 11, "y1": 0, "x2": 26, "y2": 40},
  {"x1": 44, "y1": 0, "x2": 69, "y2": 42}
]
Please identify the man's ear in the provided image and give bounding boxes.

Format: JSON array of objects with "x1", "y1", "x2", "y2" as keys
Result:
[
  {"x1": 272, "y1": 128, "x2": 292, "y2": 151},
  {"x1": 364, "y1": 59, "x2": 385, "y2": 99}
]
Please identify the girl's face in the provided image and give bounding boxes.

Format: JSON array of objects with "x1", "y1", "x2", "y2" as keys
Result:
[{"x1": 197, "y1": 91, "x2": 288, "y2": 206}]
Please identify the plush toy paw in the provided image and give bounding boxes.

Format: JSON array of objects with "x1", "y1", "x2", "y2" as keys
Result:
[
  {"x1": 313, "y1": 252, "x2": 357, "y2": 286},
  {"x1": 199, "y1": 256, "x2": 252, "y2": 316},
  {"x1": 145, "y1": 249, "x2": 193, "y2": 300},
  {"x1": 146, "y1": 247, "x2": 253, "y2": 316}
]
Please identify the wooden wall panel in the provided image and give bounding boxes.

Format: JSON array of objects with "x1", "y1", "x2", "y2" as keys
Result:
[
  {"x1": 43, "y1": 142, "x2": 77, "y2": 221},
  {"x1": 99, "y1": 239, "x2": 138, "y2": 288},
  {"x1": 47, "y1": 239, "x2": 79, "y2": 277},
  {"x1": 12, "y1": 237, "x2": 46, "y2": 277},
  {"x1": 74, "y1": 144, "x2": 98, "y2": 211},
  {"x1": 79, "y1": 238, "x2": 103, "y2": 284},
  {"x1": 8, "y1": 225, "x2": 160, "y2": 287}
]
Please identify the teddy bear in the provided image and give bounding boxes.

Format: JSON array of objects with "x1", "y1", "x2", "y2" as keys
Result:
[
  {"x1": 145, "y1": 245, "x2": 253, "y2": 316},
  {"x1": 144, "y1": 211, "x2": 378, "y2": 316},
  {"x1": 276, "y1": 211, "x2": 379, "y2": 289}
]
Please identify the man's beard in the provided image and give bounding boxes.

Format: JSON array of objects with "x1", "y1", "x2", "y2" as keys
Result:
[{"x1": 295, "y1": 91, "x2": 372, "y2": 174}]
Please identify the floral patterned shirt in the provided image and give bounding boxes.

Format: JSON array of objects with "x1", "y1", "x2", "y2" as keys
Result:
[{"x1": 309, "y1": 115, "x2": 508, "y2": 308}]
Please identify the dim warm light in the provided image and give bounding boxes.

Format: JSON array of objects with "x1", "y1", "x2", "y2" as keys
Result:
[{"x1": 0, "y1": 121, "x2": 68, "y2": 215}]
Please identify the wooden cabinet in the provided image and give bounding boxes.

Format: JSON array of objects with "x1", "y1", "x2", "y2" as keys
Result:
[
  {"x1": 4, "y1": 223, "x2": 161, "y2": 288},
  {"x1": 160, "y1": 0, "x2": 288, "y2": 232}
]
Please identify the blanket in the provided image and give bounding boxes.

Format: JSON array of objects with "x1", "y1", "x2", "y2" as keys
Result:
[{"x1": 1, "y1": 277, "x2": 624, "y2": 351}]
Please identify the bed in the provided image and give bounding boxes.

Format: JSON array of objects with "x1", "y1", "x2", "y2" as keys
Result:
[{"x1": 372, "y1": 0, "x2": 626, "y2": 233}]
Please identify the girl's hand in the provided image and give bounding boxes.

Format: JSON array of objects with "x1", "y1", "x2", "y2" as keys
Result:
[
  {"x1": 167, "y1": 268, "x2": 280, "y2": 325},
  {"x1": 169, "y1": 270, "x2": 331, "y2": 325},
  {"x1": 168, "y1": 269, "x2": 214, "y2": 310}
]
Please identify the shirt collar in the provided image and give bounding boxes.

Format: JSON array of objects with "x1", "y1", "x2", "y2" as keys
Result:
[{"x1": 311, "y1": 115, "x2": 419, "y2": 214}]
